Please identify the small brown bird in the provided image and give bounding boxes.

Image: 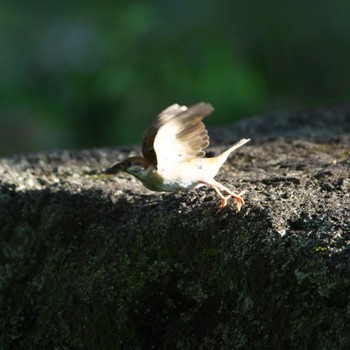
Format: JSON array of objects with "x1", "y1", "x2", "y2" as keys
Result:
[{"x1": 107, "y1": 102, "x2": 250, "y2": 211}]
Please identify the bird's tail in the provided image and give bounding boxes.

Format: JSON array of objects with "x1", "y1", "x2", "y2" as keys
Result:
[
  {"x1": 212, "y1": 138, "x2": 250, "y2": 174},
  {"x1": 222, "y1": 139, "x2": 250, "y2": 156},
  {"x1": 222, "y1": 138, "x2": 250, "y2": 158},
  {"x1": 197, "y1": 138, "x2": 250, "y2": 179}
]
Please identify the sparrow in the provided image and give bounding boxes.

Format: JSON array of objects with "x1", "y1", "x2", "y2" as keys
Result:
[{"x1": 107, "y1": 102, "x2": 250, "y2": 211}]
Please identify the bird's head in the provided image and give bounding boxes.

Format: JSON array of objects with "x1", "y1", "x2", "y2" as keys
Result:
[{"x1": 106, "y1": 156, "x2": 151, "y2": 179}]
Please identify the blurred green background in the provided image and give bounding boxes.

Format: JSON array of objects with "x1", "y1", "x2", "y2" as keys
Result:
[{"x1": 1, "y1": 0, "x2": 350, "y2": 156}]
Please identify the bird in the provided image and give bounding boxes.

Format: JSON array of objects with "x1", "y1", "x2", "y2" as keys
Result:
[{"x1": 107, "y1": 102, "x2": 250, "y2": 211}]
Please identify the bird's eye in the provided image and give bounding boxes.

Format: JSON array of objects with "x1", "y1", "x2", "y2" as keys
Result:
[{"x1": 128, "y1": 164, "x2": 142, "y2": 174}]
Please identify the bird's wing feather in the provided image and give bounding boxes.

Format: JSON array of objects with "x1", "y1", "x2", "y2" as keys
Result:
[
  {"x1": 142, "y1": 104, "x2": 187, "y2": 165},
  {"x1": 142, "y1": 102, "x2": 213, "y2": 171}
]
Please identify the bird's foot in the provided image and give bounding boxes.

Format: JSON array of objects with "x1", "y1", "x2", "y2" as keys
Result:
[
  {"x1": 233, "y1": 194, "x2": 244, "y2": 212},
  {"x1": 218, "y1": 195, "x2": 232, "y2": 209},
  {"x1": 218, "y1": 192, "x2": 245, "y2": 212}
]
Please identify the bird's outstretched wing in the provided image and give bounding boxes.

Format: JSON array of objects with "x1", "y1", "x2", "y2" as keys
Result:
[{"x1": 142, "y1": 102, "x2": 213, "y2": 171}]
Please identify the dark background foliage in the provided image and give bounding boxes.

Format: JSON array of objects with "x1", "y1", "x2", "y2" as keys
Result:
[{"x1": 1, "y1": 0, "x2": 350, "y2": 156}]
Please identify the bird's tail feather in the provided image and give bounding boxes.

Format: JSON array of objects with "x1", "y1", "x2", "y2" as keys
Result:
[
  {"x1": 224, "y1": 138, "x2": 250, "y2": 155},
  {"x1": 199, "y1": 138, "x2": 250, "y2": 179},
  {"x1": 213, "y1": 138, "x2": 250, "y2": 173}
]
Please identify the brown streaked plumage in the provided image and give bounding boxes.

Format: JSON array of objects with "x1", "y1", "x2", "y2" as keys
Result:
[{"x1": 107, "y1": 102, "x2": 250, "y2": 211}]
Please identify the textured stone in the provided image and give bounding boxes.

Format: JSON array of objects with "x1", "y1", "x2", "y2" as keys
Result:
[{"x1": 1, "y1": 103, "x2": 350, "y2": 349}]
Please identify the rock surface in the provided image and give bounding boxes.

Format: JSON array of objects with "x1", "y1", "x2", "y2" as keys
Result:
[{"x1": 1, "y1": 103, "x2": 350, "y2": 349}]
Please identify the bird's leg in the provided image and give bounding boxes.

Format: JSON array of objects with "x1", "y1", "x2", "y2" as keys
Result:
[
  {"x1": 213, "y1": 187, "x2": 232, "y2": 209},
  {"x1": 217, "y1": 183, "x2": 245, "y2": 212},
  {"x1": 200, "y1": 180, "x2": 245, "y2": 211}
]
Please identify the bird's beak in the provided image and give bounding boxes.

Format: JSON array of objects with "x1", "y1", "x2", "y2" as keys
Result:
[{"x1": 104, "y1": 162, "x2": 125, "y2": 174}]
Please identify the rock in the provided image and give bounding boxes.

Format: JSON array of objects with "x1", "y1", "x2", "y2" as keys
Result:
[{"x1": 1, "y1": 103, "x2": 350, "y2": 349}]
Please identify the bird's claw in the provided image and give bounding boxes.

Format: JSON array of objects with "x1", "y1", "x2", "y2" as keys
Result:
[
  {"x1": 218, "y1": 193, "x2": 245, "y2": 212},
  {"x1": 218, "y1": 195, "x2": 231, "y2": 209}
]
